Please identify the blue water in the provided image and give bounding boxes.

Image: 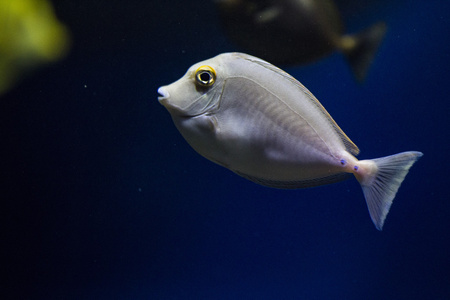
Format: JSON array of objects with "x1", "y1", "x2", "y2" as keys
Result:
[{"x1": 1, "y1": 1, "x2": 449, "y2": 299}]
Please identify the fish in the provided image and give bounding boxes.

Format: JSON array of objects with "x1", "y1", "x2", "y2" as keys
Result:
[
  {"x1": 0, "y1": 0, "x2": 70, "y2": 95},
  {"x1": 215, "y1": 0, "x2": 387, "y2": 82},
  {"x1": 157, "y1": 52, "x2": 422, "y2": 230}
]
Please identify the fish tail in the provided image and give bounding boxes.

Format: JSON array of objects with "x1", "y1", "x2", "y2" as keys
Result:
[
  {"x1": 355, "y1": 151, "x2": 423, "y2": 230},
  {"x1": 341, "y1": 21, "x2": 387, "y2": 82}
]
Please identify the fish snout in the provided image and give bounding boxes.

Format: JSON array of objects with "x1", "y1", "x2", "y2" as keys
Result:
[{"x1": 157, "y1": 86, "x2": 170, "y2": 103}]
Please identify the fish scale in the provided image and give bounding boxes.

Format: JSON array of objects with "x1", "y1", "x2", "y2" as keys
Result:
[{"x1": 223, "y1": 77, "x2": 332, "y2": 161}]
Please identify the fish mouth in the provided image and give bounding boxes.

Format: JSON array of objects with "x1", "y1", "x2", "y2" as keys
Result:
[{"x1": 157, "y1": 87, "x2": 170, "y2": 103}]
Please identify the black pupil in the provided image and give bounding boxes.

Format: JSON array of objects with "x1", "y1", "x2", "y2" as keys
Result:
[{"x1": 200, "y1": 72, "x2": 211, "y2": 83}]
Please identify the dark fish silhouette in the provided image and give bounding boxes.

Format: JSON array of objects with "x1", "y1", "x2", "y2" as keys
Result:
[{"x1": 216, "y1": 0, "x2": 387, "y2": 81}]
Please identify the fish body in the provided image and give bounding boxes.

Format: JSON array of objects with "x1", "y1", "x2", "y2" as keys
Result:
[
  {"x1": 216, "y1": 0, "x2": 386, "y2": 81},
  {"x1": 158, "y1": 53, "x2": 422, "y2": 230}
]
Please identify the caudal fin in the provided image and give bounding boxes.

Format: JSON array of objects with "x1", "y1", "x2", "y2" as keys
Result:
[
  {"x1": 342, "y1": 21, "x2": 387, "y2": 82},
  {"x1": 357, "y1": 151, "x2": 423, "y2": 230}
]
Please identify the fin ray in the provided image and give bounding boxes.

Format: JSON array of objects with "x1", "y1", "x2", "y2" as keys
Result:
[{"x1": 358, "y1": 151, "x2": 423, "y2": 230}]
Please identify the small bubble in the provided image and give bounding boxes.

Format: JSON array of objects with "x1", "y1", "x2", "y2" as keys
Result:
[{"x1": 340, "y1": 159, "x2": 346, "y2": 165}]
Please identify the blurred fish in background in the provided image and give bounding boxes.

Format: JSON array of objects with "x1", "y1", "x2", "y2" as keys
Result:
[
  {"x1": 0, "y1": 0, "x2": 70, "y2": 95},
  {"x1": 216, "y1": 0, "x2": 386, "y2": 82}
]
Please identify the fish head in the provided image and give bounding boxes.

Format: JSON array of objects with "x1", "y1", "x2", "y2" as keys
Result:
[{"x1": 158, "y1": 56, "x2": 227, "y2": 117}]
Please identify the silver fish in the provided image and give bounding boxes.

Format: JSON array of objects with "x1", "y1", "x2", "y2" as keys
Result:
[{"x1": 158, "y1": 52, "x2": 422, "y2": 230}]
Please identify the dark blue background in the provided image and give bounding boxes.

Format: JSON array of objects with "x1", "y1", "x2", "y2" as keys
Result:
[{"x1": 1, "y1": 1, "x2": 449, "y2": 299}]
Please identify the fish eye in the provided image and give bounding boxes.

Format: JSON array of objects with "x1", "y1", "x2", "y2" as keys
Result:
[{"x1": 195, "y1": 65, "x2": 216, "y2": 87}]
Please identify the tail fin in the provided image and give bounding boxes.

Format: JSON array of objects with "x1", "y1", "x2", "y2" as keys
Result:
[
  {"x1": 341, "y1": 21, "x2": 387, "y2": 82},
  {"x1": 356, "y1": 151, "x2": 423, "y2": 230}
]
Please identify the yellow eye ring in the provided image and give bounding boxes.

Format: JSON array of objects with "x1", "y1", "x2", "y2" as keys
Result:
[{"x1": 195, "y1": 65, "x2": 216, "y2": 87}]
